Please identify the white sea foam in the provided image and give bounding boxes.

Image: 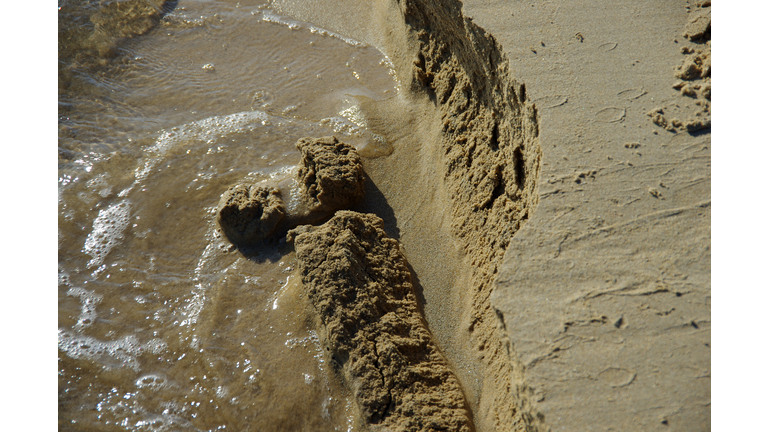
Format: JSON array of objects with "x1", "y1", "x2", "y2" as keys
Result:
[
  {"x1": 135, "y1": 374, "x2": 170, "y2": 390},
  {"x1": 83, "y1": 199, "x2": 131, "y2": 268},
  {"x1": 58, "y1": 329, "x2": 167, "y2": 371},
  {"x1": 67, "y1": 286, "x2": 103, "y2": 330},
  {"x1": 131, "y1": 111, "x2": 277, "y2": 190},
  {"x1": 261, "y1": 9, "x2": 366, "y2": 47}
]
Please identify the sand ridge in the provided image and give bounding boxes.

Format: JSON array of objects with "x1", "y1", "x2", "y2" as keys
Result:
[{"x1": 366, "y1": 1, "x2": 545, "y2": 430}]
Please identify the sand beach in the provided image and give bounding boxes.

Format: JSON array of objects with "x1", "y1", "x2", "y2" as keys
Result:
[{"x1": 52, "y1": 0, "x2": 716, "y2": 430}]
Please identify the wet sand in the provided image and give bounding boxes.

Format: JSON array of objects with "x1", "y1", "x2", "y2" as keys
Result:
[{"x1": 56, "y1": 1, "x2": 398, "y2": 430}]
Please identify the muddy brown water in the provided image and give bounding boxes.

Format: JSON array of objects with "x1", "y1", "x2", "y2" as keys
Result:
[{"x1": 58, "y1": 1, "x2": 398, "y2": 430}]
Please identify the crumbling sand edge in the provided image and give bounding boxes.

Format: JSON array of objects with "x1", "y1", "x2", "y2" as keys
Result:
[
  {"x1": 385, "y1": 1, "x2": 546, "y2": 430},
  {"x1": 647, "y1": 1, "x2": 711, "y2": 133}
]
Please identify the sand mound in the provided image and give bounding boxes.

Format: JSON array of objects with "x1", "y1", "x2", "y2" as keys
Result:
[
  {"x1": 217, "y1": 136, "x2": 365, "y2": 245},
  {"x1": 216, "y1": 184, "x2": 285, "y2": 245},
  {"x1": 293, "y1": 136, "x2": 366, "y2": 223},
  {"x1": 288, "y1": 211, "x2": 474, "y2": 432}
]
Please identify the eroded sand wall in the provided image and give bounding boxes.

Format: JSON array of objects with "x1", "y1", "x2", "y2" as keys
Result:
[{"x1": 384, "y1": 1, "x2": 544, "y2": 430}]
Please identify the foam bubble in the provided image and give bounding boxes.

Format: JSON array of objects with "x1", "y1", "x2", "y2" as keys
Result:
[
  {"x1": 85, "y1": 172, "x2": 114, "y2": 198},
  {"x1": 66, "y1": 287, "x2": 103, "y2": 330},
  {"x1": 58, "y1": 330, "x2": 168, "y2": 372},
  {"x1": 83, "y1": 199, "x2": 131, "y2": 268},
  {"x1": 58, "y1": 267, "x2": 70, "y2": 287},
  {"x1": 58, "y1": 330, "x2": 142, "y2": 371},
  {"x1": 136, "y1": 374, "x2": 169, "y2": 390}
]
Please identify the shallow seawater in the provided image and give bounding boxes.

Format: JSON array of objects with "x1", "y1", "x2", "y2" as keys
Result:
[{"x1": 58, "y1": 1, "x2": 397, "y2": 430}]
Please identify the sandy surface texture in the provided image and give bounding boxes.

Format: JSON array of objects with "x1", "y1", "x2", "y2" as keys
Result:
[{"x1": 459, "y1": 0, "x2": 711, "y2": 430}]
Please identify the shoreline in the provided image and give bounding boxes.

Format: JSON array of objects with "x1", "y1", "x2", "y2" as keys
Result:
[{"x1": 54, "y1": 0, "x2": 711, "y2": 430}]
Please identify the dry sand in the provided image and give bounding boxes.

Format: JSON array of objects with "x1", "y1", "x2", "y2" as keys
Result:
[
  {"x1": 467, "y1": 0, "x2": 711, "y2": 430},
  {"x1": 273, "y1": 0, "x2": 710, "y2": 430}
]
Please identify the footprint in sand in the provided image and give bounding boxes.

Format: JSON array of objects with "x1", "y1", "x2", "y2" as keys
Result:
[
  {"x1": 533, "y1": 94, "x2": 568, "y2": 109},
  {"x1": 617, "y1": 87, "x2": 647, "y2": 100},
  {"x1": 595, "y1": 107, "x2": 626, "y2": 123},
  {"x1": 598, "y1": 367, "x2": 637, "y2": 388}
]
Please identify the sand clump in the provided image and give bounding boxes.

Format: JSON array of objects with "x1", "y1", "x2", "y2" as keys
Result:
[
  {"x1": 216, "y1": 185, "x2": 286, "y2": 245},
  {"x1": 288, "y1": 211, "x2": 474, "y2": 432},
  {"x1": 216, "y1": 136, "x2": 365, "y2": 246},
  {"x1": 293, "y1": 136, "x2": 366, "y2": 223},
  {"x1": 683, "y1": 1, "x2": 711, "y2": 41},
  {"x1": 647, "y1": 1, "x2": 711, "y2": 133}
]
